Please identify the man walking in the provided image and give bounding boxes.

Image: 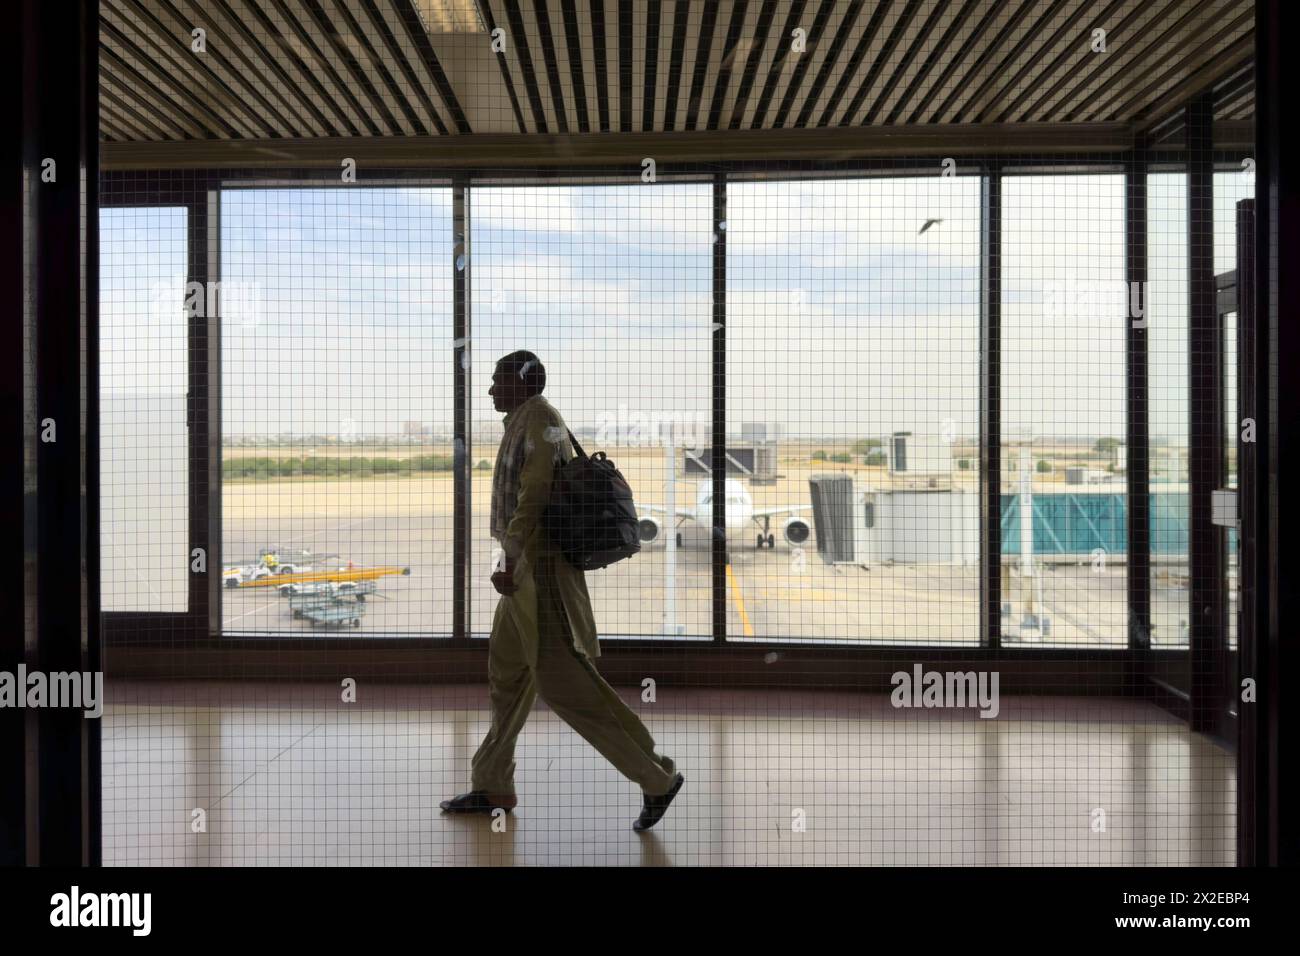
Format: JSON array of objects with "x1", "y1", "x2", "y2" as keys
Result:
[{"x1": 440, "y1": 350, "x2": 685, "y2": 831}]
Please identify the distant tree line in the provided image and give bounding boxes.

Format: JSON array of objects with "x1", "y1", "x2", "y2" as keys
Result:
[{"x1": 223, "y1": 455, "x2": 458, "y2": 480}]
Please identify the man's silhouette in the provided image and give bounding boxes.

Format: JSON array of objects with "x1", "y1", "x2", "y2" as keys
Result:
[{"x1": 441, "y1": 350, "x2": 684, "y2": 831}]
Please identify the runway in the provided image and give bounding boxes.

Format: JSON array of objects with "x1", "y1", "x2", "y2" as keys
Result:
[{"x1": 223, "y1": 510, "x2": 1190, "y2": 647}]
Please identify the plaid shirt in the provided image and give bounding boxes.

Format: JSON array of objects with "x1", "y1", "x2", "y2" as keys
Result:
[{"x1": 489, "y1": 395, "x2": 574, "y2": 561}]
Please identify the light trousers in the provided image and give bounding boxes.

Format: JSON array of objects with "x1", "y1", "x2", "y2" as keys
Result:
[{"x1": 469, "y1": 552, "x2": 678, "y2": 798}]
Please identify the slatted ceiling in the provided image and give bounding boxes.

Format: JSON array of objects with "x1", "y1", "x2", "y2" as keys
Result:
[
  {"x1": 846, "y1": 0, "x2": 932, "y2": 127},
  {"x1": 498, "y1": 0, "x2": 547, "y2": 130},
  {"x1": 966, "y1": 0, "x2": 1086, "y2": 126},
  {"x1": 561, "y1": 0, "x2": 595, "y2": 135},
  {"x1": 332, "y1": 0, "x2": 430, "y2": 136},
  {"x1": 528, "y1": 0, "x2": 571, "y2": 133},
  {"x1": 181, "y1": 0, "x2": 321, "y2": 137},
  {"x1": 678, "y1": 1, "x2": 716, "y2": 131},
  {"x1": 824, "y1": 0, "x2": 874, "y2": 126},
  {"x1": 101, "y1": 82, "x2": 156, "y2": 139},
  {"x1": 307, "y1": 2, "x2": 410, "y2": 137},
  {"x1": 1006, "y1": 0, "x2": 1121, "y2": 122},
  {"x1": 544, "y1": 0, "x2": 568, "y2": 133},
  {"x1": 763, "y1": 0, "x2": 825, "y2": 127},
  {"x1": 102, "y1": 41, "x2": 209, "y2": 139},
  {"x1": 1060, "y1": 0, "x2": 1191, "y2": 122},
  {"x1": 99, "y1": 0, "x2": 1255, "y2": 148},
  {"x1": 500, "y1": 0, "x2": 547, "y2": 130},
  {"x1": 998, "y1": 0, "x2": 1112, "y2": 122},
  {"x1": 567, "y1": 0, "x2": 593, "y2": 132},
  {"x1": 586, "y1": 0, "x2": 609, "y2": 131},
  {"x1": 712, "y1": 3, "x2": 759, "y2": 128},
  {"x1": 786, "y1": 0, "x2": 856, "y2": 129},
  {"x1": 474, "y1": 0, "x2": 526, "y2": 131},
  {"x1": 705, "y1": 1, "x2": 750, "y2": 130},
  {"x1": 968, "y1": 0, "x2": 1083, "y2": 124},
  {"x1": 1217, "y1": 73, "x2": 1253, "y2": 121},
  {"x1": 1133, "y1": 15, "x2": 1254, "y2": 122},
  {"x1": 277, "y1": 0, "x2": 385, "y2": 136},
  {"x1": 1107, "y1": 0, "x2": 1225, "y2": 123},
  {"x1": 105, "y1": 3, "x2": 245, "y2": 138},
  {"x1": 537, "y1": 0, "x2": 570, "y2": 133},
  {"x1": 873, "y1": 0, "x2": 946, "y2": 126},
  {"x1": 932, "y1": 0, "x2": 1031, "y2": 124},
  {"x1": 100, "y1": 18, "x2": 201, "y2": 138},
  {"x1": 746, "y1": 0, "x2": 805, "y2": 129},
  {"x1": 997, "y1": 0, "x2": 1114, "y2": 123},
  {"x1": 881, "y1": 0, "x2": 959, "y2": 124},
  {"x1": 647, "y1": 0, "x2": 670, "y2": 135},
  {"x1": 362, "y1": 1, "x2": 449, "y2": 135},
  {"x1": 727, "y1": 0, "x2": 778, "y2": 129},
  {"x1": 1077, "y1": 0, "x2": 1222, "y2": 122},
  {"x1": 709, "y1": 3, "x2": 753, "y2": 129},
  {"x1": 230, "y1": 0, "x2": 345, "y2": 136},
  {"x1": 613, "y1": 0, "x2": 628, "y2": 131},
  {"x1": 658, "y1": 1, "x2": 687, "y2": 131},
  {"x1": 859, "y1": 0, "x2": 941, "y2": 127},
  {"x1": 904, "y1": 0, "x2": 999, "y2": 124}
]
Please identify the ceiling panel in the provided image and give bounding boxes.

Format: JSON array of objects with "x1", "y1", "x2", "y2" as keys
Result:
[{"x1": 98, "y1": 0, "x2": 1256, "y2": 155}]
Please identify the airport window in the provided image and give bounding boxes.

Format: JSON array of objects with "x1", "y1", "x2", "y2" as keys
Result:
[
  {"x1": 1215, "y1": 168, "x2": 1255, "y2": 656},
  {"x1": 99, "y1": 205, "x2": 190, "y2": 613},
  {"x1": 218, "y1": 186, "x2": 453, "y2": 635},
  {"x1": 1148, "y1": 173, "x2": 1190, "y2": 649},
  {"x1": 469, "y1": 183, "x2": 714, "y2": 640},
  {"x1": 727, "y1": 177, "x2": 982, "y2": 644},
  {"x1": 1001, "y1": 174, "x2": 1128, "y2": 648}
]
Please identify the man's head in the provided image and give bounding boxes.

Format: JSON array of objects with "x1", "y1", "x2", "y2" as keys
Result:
[{"x1": 489, "y1": 350, "x2": 546, "y2": 413}]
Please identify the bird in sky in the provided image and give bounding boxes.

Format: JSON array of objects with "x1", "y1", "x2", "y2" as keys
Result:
[{"x1": 918, "y1": 218, "x2": 944, "y2": 235}]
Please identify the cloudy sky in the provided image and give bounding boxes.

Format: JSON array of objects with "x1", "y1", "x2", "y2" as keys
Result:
[{"x1": 100, "y1": 170, "x2": 1254, "y2": 446}]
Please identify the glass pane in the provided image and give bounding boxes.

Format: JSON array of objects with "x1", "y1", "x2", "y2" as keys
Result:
[
  {"x1": 220, "y1": 187, "x2": 453, "y2": 634},
  {"x1": 1002, "y1": 175, "x2": 1127, "y2": 647},
  {"x1": 1215, "y1": 168, "x2": 1254, "y2": 655},
  {"x1": 100, "y1": 206, "x2": 190, "y2": 612},
  {"x1": 1149, "y1": 173, "x2": 1189, "y2": 648},
  {"x1": 726, "y1": 177, "x2": 981, "y2": 644},
  {"x1": 469, "y1": 184, "x2": 713, "y2": 640}
]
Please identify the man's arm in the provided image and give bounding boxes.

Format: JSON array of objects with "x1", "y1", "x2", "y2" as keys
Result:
[{"x1": 500, "y1": 413, "x2": 559, "y2": 564}]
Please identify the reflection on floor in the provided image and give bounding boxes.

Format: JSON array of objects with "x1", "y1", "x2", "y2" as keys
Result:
[{"x1": 102, "y1": 682, "x2": 1235, "y2": 866}]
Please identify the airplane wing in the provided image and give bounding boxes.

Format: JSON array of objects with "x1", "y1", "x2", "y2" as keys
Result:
[
  {"x1": 639, "y1": 504, "x2": 698, "y2": 521},
  {"x1": 750, "y1": 505, "x2": 813, "y2": 520}
]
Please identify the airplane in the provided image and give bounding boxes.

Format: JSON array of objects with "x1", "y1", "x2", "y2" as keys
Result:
[{"x1": 638, "y1": 478, "x2": 812, "y2": 550}]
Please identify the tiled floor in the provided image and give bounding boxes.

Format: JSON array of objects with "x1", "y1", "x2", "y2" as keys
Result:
[{"x1": 100, "y1": 682, "x2": 1236, "y2": 866}]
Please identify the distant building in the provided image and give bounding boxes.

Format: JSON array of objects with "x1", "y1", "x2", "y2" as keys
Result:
[
  {"x1": 888, "y1": 432, "x2": 951, "y2": 476},
  {"x1": 741, "y1": 422, "x2": 780, "y2": 442}
]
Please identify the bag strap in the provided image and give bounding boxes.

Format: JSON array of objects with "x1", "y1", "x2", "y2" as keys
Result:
[{"x1": 565, "y1": 428, "x2": 588, "y2": 460}]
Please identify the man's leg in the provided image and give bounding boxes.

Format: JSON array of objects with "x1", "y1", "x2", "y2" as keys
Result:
[
  {"x1": 533, "y1": 555, "x2": 678, "y2": 797},
  {"x1": 468, "y1": 596, "x2": 537, "y2": 798}
]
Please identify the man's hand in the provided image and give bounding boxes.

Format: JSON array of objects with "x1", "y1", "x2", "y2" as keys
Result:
[{"x1": 491, "y1": 556, "x2": 518, "y2": 596}]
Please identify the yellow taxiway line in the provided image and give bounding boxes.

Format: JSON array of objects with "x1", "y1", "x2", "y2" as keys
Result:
[
  {"x1": 726, "y1": 562, "x2": 755, "y2": 637},
  {"x1": 227, "y1": 566, "x2": 410, "y2": 588}
]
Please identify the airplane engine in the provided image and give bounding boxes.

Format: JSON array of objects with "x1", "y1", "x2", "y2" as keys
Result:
[
  {"x1": 637, "y1": 517, "x2": 661, "y2": 543},
  {"x1": 783, "y1": 517, "x2": 811, "y2": 545}
]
